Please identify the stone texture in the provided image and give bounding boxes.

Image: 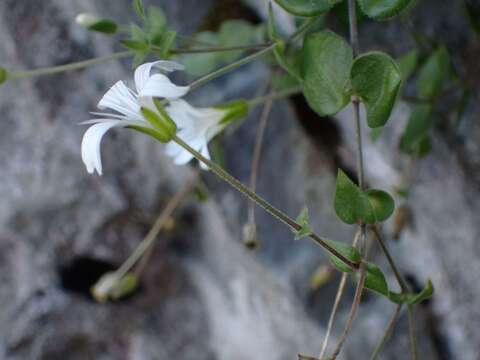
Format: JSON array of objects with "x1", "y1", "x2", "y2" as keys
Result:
[{"x1": 0, "y1": 0, "x2": 479, "y2": 359}]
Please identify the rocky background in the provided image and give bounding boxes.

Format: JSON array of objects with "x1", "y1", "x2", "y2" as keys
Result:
[{"x1": 0, "y1": 0, "x2": 478, "y2": 359}]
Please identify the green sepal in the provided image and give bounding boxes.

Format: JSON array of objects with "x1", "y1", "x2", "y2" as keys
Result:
[
  {"x1": 294, "y1": 207, "x2": 312, "y2": 240},
  {"x1": 324, "y1": 238, "x2": 361, "y2": 273},
  {"x1": 215, "y1": 100, "x2": 249, "y2": 125},
  {"x1": 152, "y1": 98, "x2": 177, "y2": 134},
  {"x1": 128, "y1": 125, "x2": 171, "y2": 143}
]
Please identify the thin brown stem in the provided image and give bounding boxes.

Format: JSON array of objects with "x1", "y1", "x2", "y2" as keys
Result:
[
  {"x1": 370, "y1": 304, "x2": 403, "y2": 360},
  {"x1": 371, "y1": 226, "x2": 409, "y2": 292},
  {"x1": 329, "y1": 263, "x2": 367, "y2": 360},
  {"x1": 248, "y1": 96, "x2": 273, "y2": 224},
  {"x1": 408, "y1": 305, "x2": 418, "y2": 360},
  {"x1": 318, "y1": 228, "x2": 362, "y2": 358},
  {"x1": 168, "y1": 42, "x2": 273, "y2": 54}
]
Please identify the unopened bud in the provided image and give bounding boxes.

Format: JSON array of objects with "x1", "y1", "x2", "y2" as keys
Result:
[
  {"x1": 243, "y1": 223, "x2": 260, "y2": 249},
  {"x1": 309, "y1": 265, "x2": 335, "y2": 290}
]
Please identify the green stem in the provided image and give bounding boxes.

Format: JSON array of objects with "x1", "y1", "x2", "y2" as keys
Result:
[
  {"x1": 189, "y1": 44, "x2": 277, "y2": 90},
  {"x1": 408, "y1": 305, "x2": 418, "y2": 360},
  {"x1": 248, "y1": 86, "x2": 302, "y2": 108},
  {"x1": 172, "y1": 134, "x2": 360, "y2": 270},
  {"x1": 168, "y1": 42, "x2": 273, "y2": 54},
  {"x1": 287, "y1": 17, "x2": 317, "y2": 43},
  {"x1": 9, "y1": 51, "x2": 131, "y2": 79}
]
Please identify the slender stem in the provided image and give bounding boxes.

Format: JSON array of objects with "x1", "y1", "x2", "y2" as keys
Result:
[
  {"x1": 172, "y1": 134, "x2": 360, "y2": 270},
  {"x1": 370, "y1": 304, "x2": 403, "y2": 360},
  {"x1": 348, "y1": 0, "x2": 360, "y2": 57},
  {"x1": 114, "y1": 175, "x2": 197, "y2": 280},
  {"x1": 248, "y1": 96, "x2": 273, "y2": 224},
  {"x1": 318, "y1": 228, "x2": 362, "y2": 358},
  {"x1": 329, "y1": 263, "x2": 367, "y2": 360},
  {"x1": 189, "y1": 44, "x2": 277, "y2": 90},
  {"x1": 408, "y1": 305, "x2": 418, "y2": 360},
  {"x1": 353, "y1": 99, "x2": 365, "y2": 191},
  {"x1": 9, "y1": 51, "x2": 131, "y2": 79},
  {"x1": 248, "y1": 86, "x2": 302, "y2": 108},
  {"x1": 168, "y1": 42, "x2": 273, "y2": 54},
  {"x1": 371, "y1": 226, "x2": 409, "y2": 292},
  {"x1": 287, "y1": 17, "x2": 317, "y2": 43}
]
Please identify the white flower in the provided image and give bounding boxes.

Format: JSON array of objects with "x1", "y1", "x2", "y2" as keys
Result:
[
  {"x1": 81, "y1": 61, "x2": 189, "y2": 175},
  {"x1": 164, "y1": 99, "x2": 228, "y2": 170}
]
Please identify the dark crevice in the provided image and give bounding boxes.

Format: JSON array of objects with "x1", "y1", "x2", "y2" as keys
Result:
[
  {"x1": 58, "y1": 255, "x2": 141, "y2": 302},
  {"x1": 290, "y1": 94, "x2": 359, "y2": 183}
]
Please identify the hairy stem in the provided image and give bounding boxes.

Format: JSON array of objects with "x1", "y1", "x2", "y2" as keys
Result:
[
  {"x1": 318, "y1": 228, "x2": 362, "y2": 358},
  {"x1": 168, "y1": 42, "x2": 273, "y2": 54},
  {"x1": 329, "y1": 263, "x2": 366, "y2": 360},
  {"x1": 172, "y1": 135, "x2": 360, "y2": 270},
  {"x1": 9, "y1": 51, "x2": 131, "y2": 79},
  {"x1": 189, "y1": 44, "x2": 277, "y2": 90},
  {"x1": 370, "y1": 304, "x2": 403, "y2": 360}
]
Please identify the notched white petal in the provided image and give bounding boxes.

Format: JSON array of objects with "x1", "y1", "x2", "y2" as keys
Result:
[
  {"x1": 98, "y1": 81, "x2": 142, "y2": 121},
  {"x1": 134, "y1": 60, "x2": 185, "y2": 94},
  {"x1": 81, "y1": 121, "x2": 122, "y2": 176},
  {"x1": 139, "y1": 74, "x2": 189, "y2": 99}
]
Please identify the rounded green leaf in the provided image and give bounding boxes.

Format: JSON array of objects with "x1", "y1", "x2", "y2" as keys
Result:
[
  {"x1": 417, "y1": 47, "x2": 450, "y2": 99},
  {"x1": 362, "y1": 262, "x2": 389, "y2": 297},
  {"x1": 357, "y1": 0, "x2": 415, "y2": 20},
  {"x1": 274, "y1": 0, "x2": 341, "y2": 16},
  {"x1": 366, "y1": 189, "x2": 395, "y2": 222},
  {"x1": 334, "y1": 169, "x2": 375, "y2": 225},
  {"x1": 302, "y1": 31, "x2": 353, "y2": 116},
  {"x1": 351, "y1": 51, "x2": 402, "y2": 128},
  {"x1": 324, "y1": 238, "x2": 361, "y2": 273},
  {"x1": 75, "y1": 14, "x2": 117, "y2": 34},
  {"x1": 0, "y1": 67, "x2": 7, "y2": 85},
  {"x1": 397, "y1": 49, "x2": 419, "y2": 81}
]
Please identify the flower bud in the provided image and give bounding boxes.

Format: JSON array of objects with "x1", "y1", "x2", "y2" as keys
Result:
[
  {"x1": 75, "y1": 13, "x2": 117, "y2": 34},
  {"x1": 243, "y1": 223, "x2": 260, "y2": 249}
]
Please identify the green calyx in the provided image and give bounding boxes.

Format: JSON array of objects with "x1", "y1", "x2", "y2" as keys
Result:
[
  {"x1": 215, "y1": 99, "x2": 249, "y2": 125},
  {"x1": 140, "y1": 99, "x2": 177, "y2": 142}
]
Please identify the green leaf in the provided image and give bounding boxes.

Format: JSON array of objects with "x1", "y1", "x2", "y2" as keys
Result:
[
  {"x1": 76, "y1": 14, "x2": 117, "y2": 34},
  {"x1": 219, "y1": 20, "x2": 258, "y2": 63},
  {"x1": 0, "y1": 67, "x2": 7, "y2": 85},
  {"x1": 133, "y1": 0, "x2": 145, "y2": 18},
  {"x1": 351, "y1": 51, "x2": 402, "y2": 128},
  {"x1": 413, "y1": 135, "x2": 432, "y2": 158},
  {"x1": 357, "y1": 0, "x2": 415, "y2": 20},
  {"x1": 417, "y1": 47, "x2": 450, "y2": 99},
  {"x1": 183, "y1": 32, "x2": 220, "y2": 76},
  {"x1": 399, "y1": 104, "x2": 432, "y2": 153},
  {"x1": 366, "y1": 189, "x2": 395, "y2": 222},
  {"x1": 362, "y1": 262, "x2": 389, "y2": 297},
  {"x1": 324, "y1": 238, "x2": 361, "y2": 273},
  {"x1": 120, "y1": 39, "x2": 149, "y2": 51},
  {"x1": 397, "y1": 49, "x2": 419, "y2": 81},
  {"x1": 302, "y1": 31, "x2": 353, "y2": 116},
  {"x1": 334, "y1": 169, "x2": 376, "y2": 225},
  {"x1": 145, "y1": 6, "x2": 167, "y2": 39},
  {"x1": 294, "y1": 207, "x2": 312, "y2": 240},
  {"x1": 274, "y1": 0, "x2": 341, "y2": 16},
  {"x1": 406, "y1": 279, "x2": 434, "y2": 305}
]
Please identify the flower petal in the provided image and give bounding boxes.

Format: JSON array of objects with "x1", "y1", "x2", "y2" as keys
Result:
[
  {"x1": 134, "y1": 61, "x2": 185, "y2": 93},
  {"x1": 139, "y1": 74, "x2": 189, "y2": 99},
  {"x1": 98, "y1": 81, "x2": 143, "y2": 121},
  {"x1": 81, "y1": 120, "x2": 123, "y2": 175}
]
